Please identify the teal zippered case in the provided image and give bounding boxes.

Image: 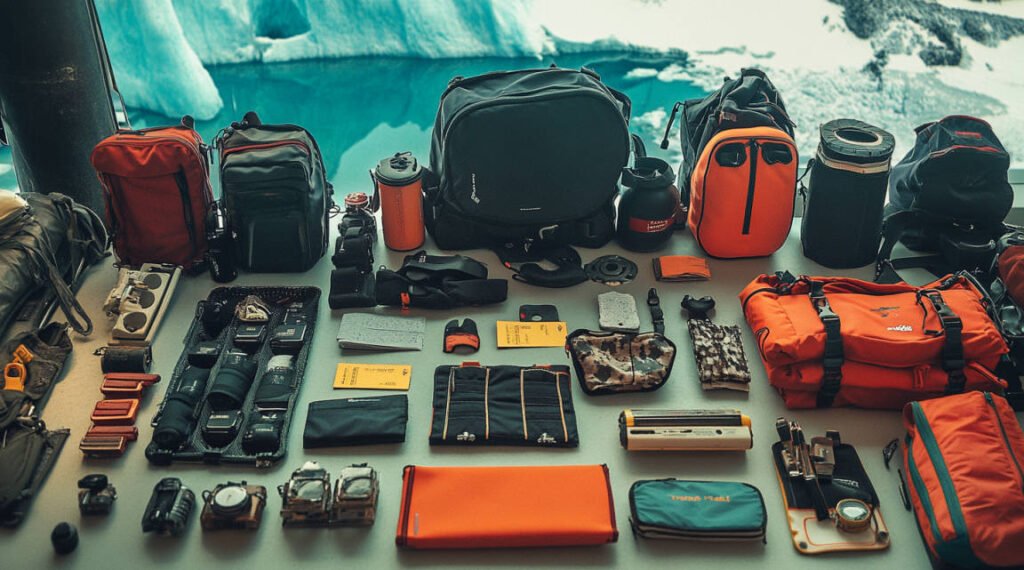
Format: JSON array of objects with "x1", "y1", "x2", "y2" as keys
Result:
[{"x1": 629, "y1": 479, "x2": 766, "y2": 542}]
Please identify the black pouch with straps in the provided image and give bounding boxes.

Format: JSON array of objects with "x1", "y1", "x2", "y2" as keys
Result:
[
  {"x1": 375, "y1": 251, "x2": 507, "y2": 309},
  {"x1": 430, "y1": 363, "x2": 578, "y2": 447}
]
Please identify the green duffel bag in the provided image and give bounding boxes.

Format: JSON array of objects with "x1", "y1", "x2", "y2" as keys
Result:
[{"x1": 629, "y1": 479, "x2": 767, "y2": 542}]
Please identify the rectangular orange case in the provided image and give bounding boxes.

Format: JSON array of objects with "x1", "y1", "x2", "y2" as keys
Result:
[{"x1": 395, "y1": 464, "x2": 618, "y2": 549}]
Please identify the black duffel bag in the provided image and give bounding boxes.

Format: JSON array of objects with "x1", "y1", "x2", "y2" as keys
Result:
[
  {"x1": 0, "y1": 191, "x2": 107, "y2": 337},
  {"x1": 876, "y1": 115, "x2": 1012, "y2": 282},
  {"x1": 424, "y1": 67, "x2": 631, "y2": 250}
]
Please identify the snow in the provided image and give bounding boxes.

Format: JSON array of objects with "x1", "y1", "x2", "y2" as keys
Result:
[{"x1": 92, "y1": 0, "x2": 1024, "y2": 164}]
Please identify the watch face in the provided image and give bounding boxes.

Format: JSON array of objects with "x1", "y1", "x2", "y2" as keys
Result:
[
  {"x1": 214, "y1": 485, "x2": 250, "y2": 512},
  {"x1": 836, "y1": 499, "x2": 870, "y2": 522}
]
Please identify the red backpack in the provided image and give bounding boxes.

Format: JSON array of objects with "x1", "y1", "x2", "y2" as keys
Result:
[{"x1": 90, "y1": 117, "x2": 212, "y2": 269}]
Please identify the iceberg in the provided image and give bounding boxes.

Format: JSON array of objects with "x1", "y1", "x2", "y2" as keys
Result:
[{"x1": 96, "y1": 0, "x2": 223, "y2": 121}]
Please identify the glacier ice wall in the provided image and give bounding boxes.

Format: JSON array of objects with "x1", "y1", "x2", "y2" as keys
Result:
[
  {"x1": 97, "y1": 0, "x2": 552, "y2": 119},
  {"x1": 96, "y1": 0, "x2": 223, "y2": 120}
]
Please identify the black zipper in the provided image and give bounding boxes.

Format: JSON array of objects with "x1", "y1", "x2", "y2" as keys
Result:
[
  {"x1": 397, "y1": 465, "x2": 416, "y2": 546},
  {"x1": 984, "y1": 392, "x2": 1024, "y2": 492},
  {"x1": 742, "y1": 140, "x2": 759, "y2": 235},
  {"x1": 173, "y1": 169, "x2": 199, "y2": 261}
]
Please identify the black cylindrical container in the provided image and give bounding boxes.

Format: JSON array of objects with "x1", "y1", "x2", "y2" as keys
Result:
[
  {"x1": 206, "y1": 201, "x2": 238, "y2": 283},
  {"x1": 616, "y1": 157, "x2": 678, "y2": 252},
  {"x1": 801, "y1": 119, "x2": 895, "y2": 268}
]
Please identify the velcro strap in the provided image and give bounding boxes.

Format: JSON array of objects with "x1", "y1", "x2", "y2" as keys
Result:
[
  {"x1": 647, "y1": 288, "x2": 665, "y2": 335},
  {"x1": 921, "y1": 291, "x2": 966, "y2": 394},
  {"x1": 810, "y1": 282, "x2": 844, "y2": 408}
]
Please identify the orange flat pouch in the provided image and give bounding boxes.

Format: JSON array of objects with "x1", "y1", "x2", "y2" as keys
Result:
[
  {"x1": 652, "y1": 255, "x2": 711, "y2": 282},
  {"x1": 395, "y1": 464, "x2": 618, "y2": 549}
]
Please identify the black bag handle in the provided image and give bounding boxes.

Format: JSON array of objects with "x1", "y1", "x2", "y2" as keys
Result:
[{"x1": 242, "y1": 111, "x2": 262, "y2": 127}]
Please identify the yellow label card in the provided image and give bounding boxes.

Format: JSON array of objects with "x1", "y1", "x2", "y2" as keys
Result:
[
  {"x1": 333, "y1": 363, "x2": 411, "y2": 390},
  {"x1": 496, "y1": 321, "x2": 568, "y2": 348}
]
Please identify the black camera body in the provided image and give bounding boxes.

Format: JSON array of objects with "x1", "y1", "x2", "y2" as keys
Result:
[
  {"x1": 78, "y1": 474, "x2": 116, "y2": 516},
  {"x1": 142, "y1": 477, "x2": 195, "y2": 536}
]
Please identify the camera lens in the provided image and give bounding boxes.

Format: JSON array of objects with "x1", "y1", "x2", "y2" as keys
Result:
[
  {"x1": 206, "y1": 352, "x2": 257, "y2": 411},
  {"x1": 254, "y1": 355, "x2": 295, "y2": 409},
  {"x1": 153, "y1": 366, "x2": 211, "y2": 448}
]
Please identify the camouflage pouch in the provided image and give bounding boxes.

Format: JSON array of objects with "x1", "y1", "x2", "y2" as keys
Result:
[
  {"x1": 566, "y1": 330, "x2": 675, "y2": 395},
  {"x1": 682, "y1": 296, "x2": 751, "y2": 392}
]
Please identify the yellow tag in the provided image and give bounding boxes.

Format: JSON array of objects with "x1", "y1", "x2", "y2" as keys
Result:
[
  {"x1": 12, "y1": 344, "x2": 33, "y2": 364},
  {"x1": 333, "y1": 363, "x2": 411, "y2": 390},
  {"x1": 496, "y1": 321, "x2": 568, "y2": 348}
]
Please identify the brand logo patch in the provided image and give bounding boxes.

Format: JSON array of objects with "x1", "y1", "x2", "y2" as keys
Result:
[
  {"x1": 470, "y1": 173, "x2": 480, "y2": 204},
  {"x1": 887, "y1": 325, "x2": 913, "y2": 332}
]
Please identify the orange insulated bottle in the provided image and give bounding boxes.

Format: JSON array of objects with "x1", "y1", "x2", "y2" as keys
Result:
[{"x1": 374, "y1": 152, "x2": 425, "y2": 251}]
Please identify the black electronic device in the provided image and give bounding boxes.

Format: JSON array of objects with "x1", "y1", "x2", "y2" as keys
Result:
[
  {"x1": 518, "y1": 304, "x2": 560, "y2": 322},
  {"x1": 202, "y1": 411, "x2": 244, "y2": 448},
  {"x1": 77, "y1": 474, "x2": 116, "y2": 516},
  {"x1": 141, "y1": 477, "x2": 195, "y2": 536}
]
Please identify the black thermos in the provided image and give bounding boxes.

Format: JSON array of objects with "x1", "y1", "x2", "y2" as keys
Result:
[{"x1": 616, "y1": 157, "x2": 678, "y2": 252}]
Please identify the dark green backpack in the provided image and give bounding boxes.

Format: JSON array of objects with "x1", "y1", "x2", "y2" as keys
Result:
[{"x1": 218, "y1": 112, "x2": 331, "y2": 273}]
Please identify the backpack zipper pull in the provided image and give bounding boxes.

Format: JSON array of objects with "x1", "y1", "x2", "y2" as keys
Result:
[{"x1": 660, "y1": 102, "x2": 682, "y2": 150}]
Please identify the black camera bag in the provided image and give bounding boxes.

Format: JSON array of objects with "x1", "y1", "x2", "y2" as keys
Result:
[
  {"x1": 425, "y1": 67, "x2": 632, "y2": 250},
  {"x1": 876, "y1": 115, "x2": 1012, "y2": 282},
  {"x1": 218, "y1": 112, "x2": 331, "y2": 273},
  {"x1": 800, "y1": 119, "x2": 895, "y2": 269}
]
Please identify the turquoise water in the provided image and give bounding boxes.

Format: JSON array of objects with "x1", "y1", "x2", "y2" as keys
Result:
[{"x1": 1, "y1": 54, "x2": 702, "y2": 195}]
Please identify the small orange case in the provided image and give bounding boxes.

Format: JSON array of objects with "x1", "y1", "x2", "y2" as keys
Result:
[{"x1": 395, "y1": 464, "x2": 618, "y2": 549}]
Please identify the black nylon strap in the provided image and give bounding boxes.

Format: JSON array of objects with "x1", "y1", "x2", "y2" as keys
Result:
[
  {"x1": 647, "y1": 288, "x2": 664, "y2": 335},
  {"x1": 810, "y1": 281, "x2": 844, "y2": 408},
  {"x1": 920, "y1": 291, "x2": 966, "y2": 394}
]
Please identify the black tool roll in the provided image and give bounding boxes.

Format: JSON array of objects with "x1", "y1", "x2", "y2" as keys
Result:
[
  {"x1": 800, "y1": 119, "x2": 895, "y2": 269},
  {"x1": 430, "y1": 363, "x2": 579, "y2": 447}
]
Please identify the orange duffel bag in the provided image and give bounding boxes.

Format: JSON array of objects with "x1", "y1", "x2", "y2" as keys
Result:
[
  {"x1": 740, "y1": 272, "x2": 1008, "y2": 409},
  {"x1": 903, "y1": 391, "x2": 1024, "y2": 568},
  {"x1": 395, "y1": 464, "x2": 618, "y2": 549}
]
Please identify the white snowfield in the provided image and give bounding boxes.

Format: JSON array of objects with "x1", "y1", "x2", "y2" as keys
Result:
[{"x1": 95, "y1": 0, "x2": 1024, "y2": 163}]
